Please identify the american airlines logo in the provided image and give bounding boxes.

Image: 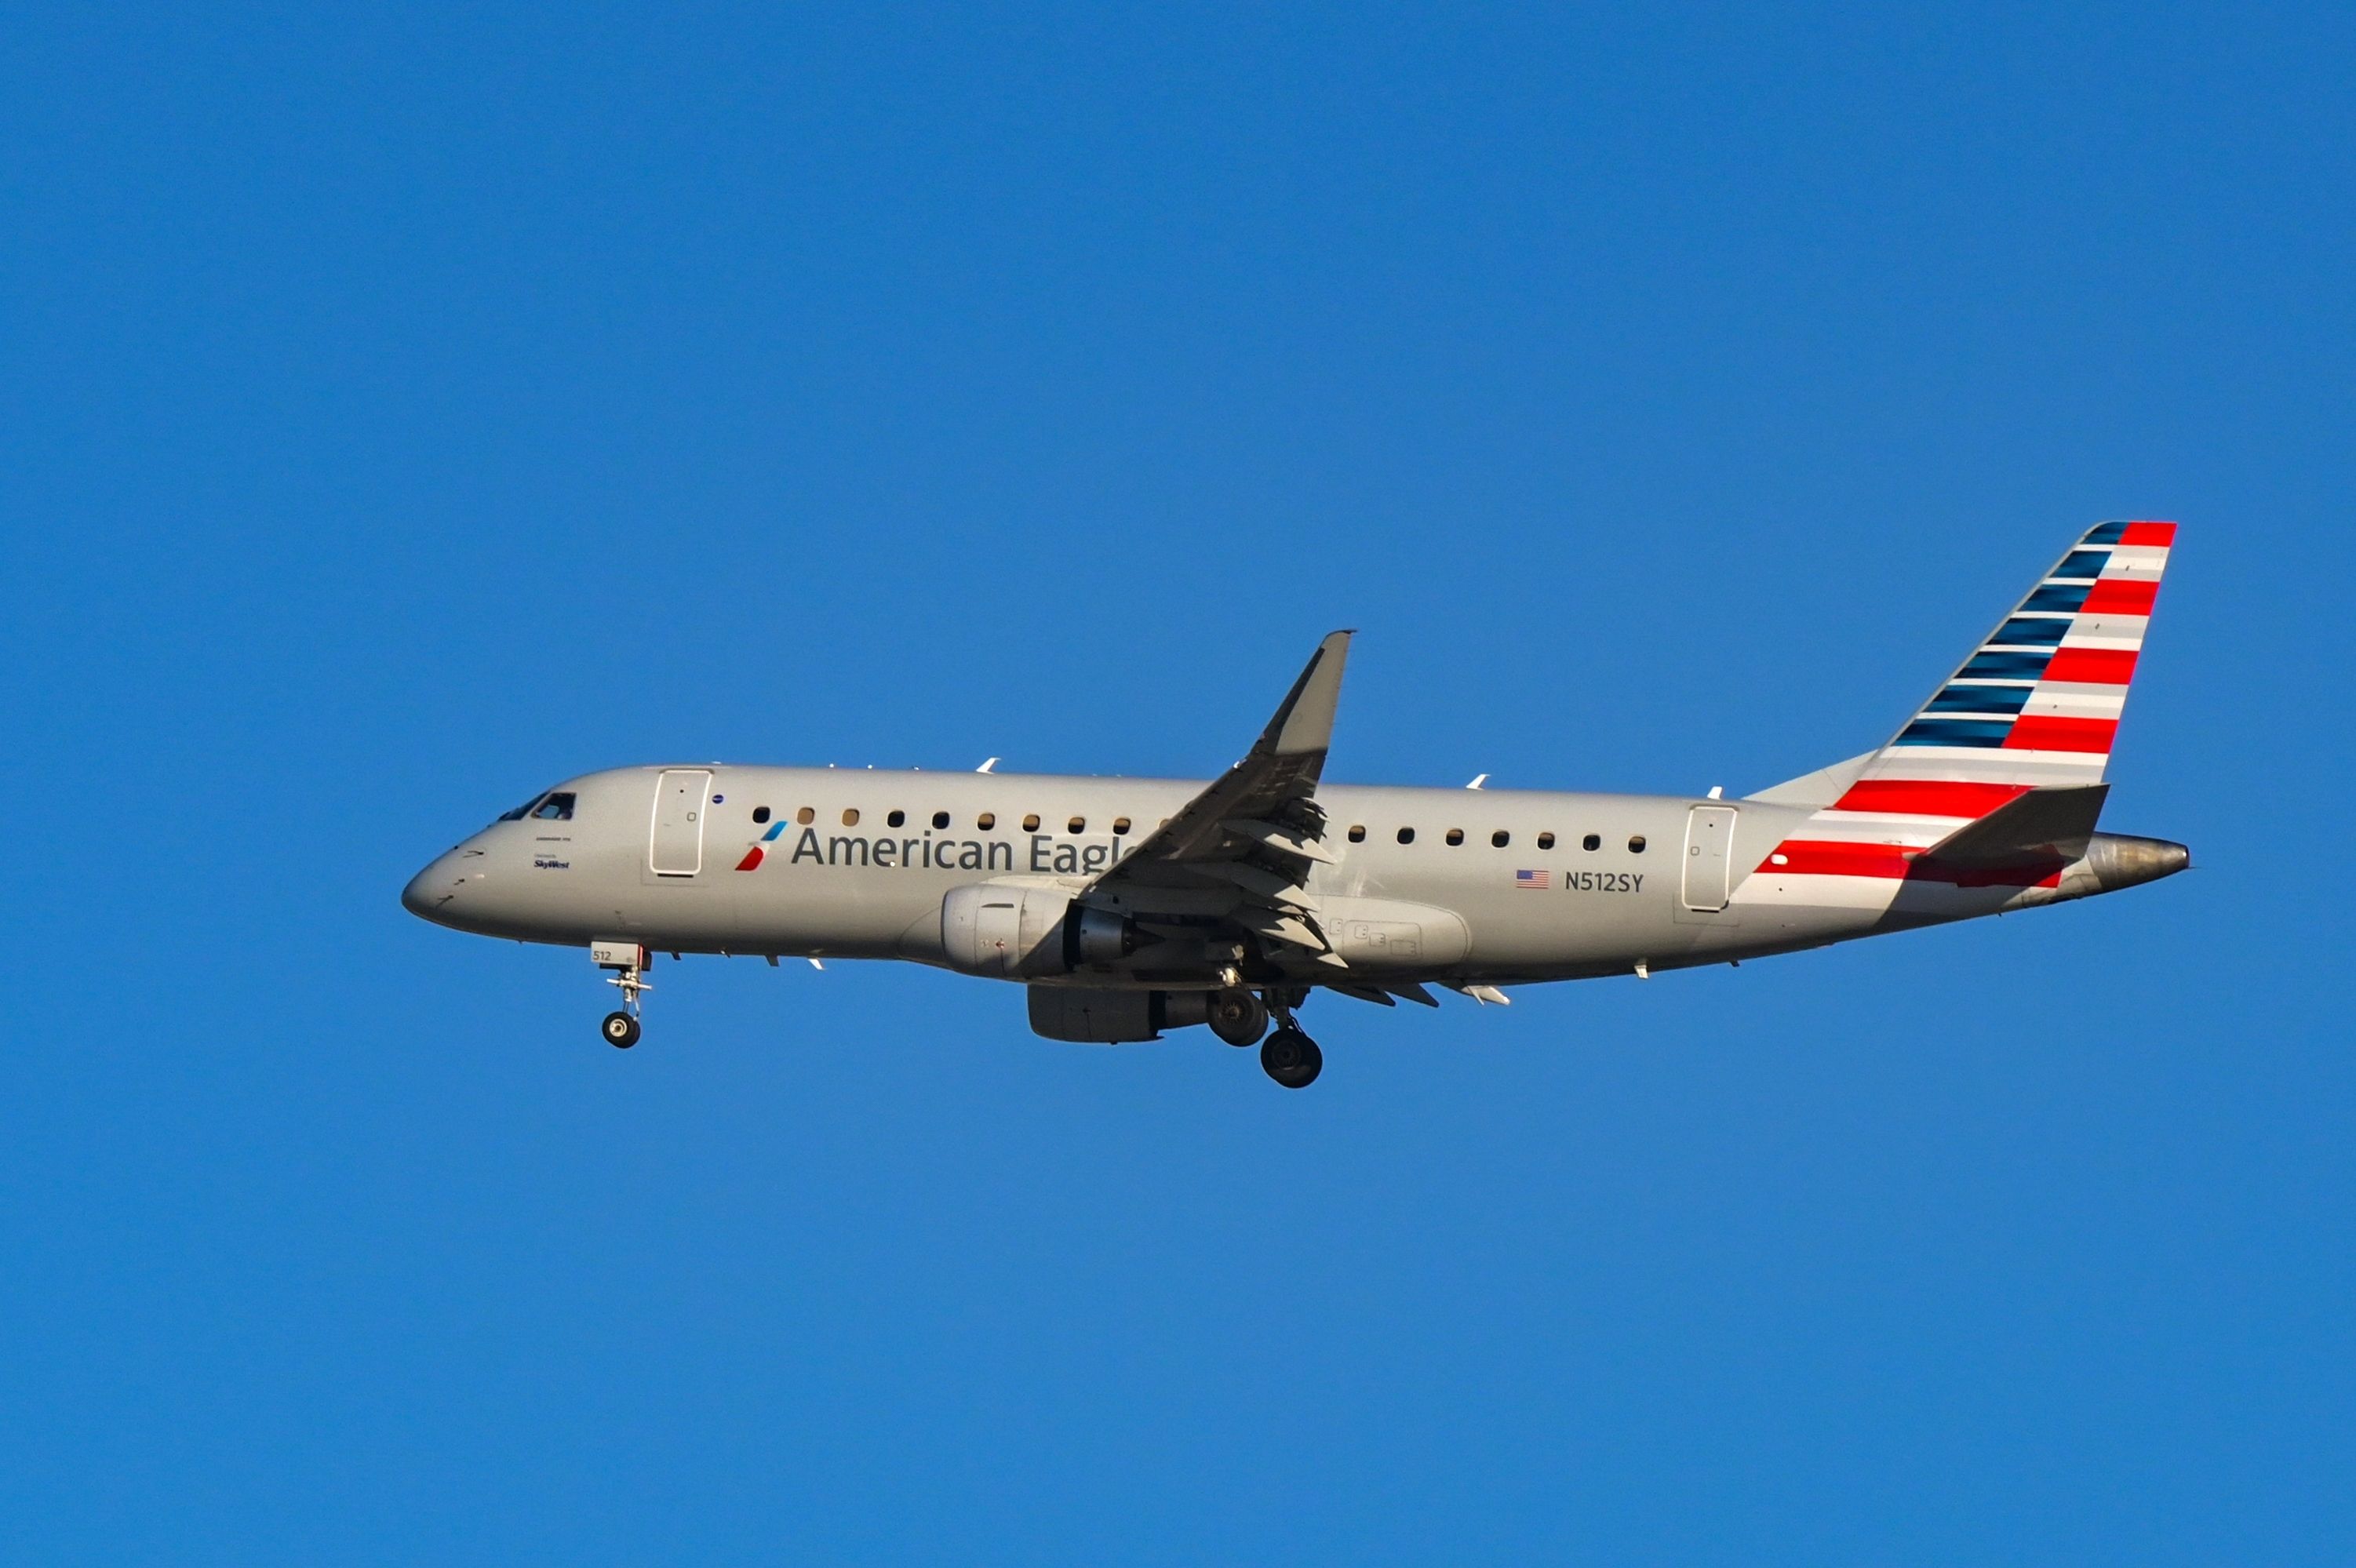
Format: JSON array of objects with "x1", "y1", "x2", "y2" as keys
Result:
[{"x1": 735, "y1": 827, "x2": 1145, "y2": 877}]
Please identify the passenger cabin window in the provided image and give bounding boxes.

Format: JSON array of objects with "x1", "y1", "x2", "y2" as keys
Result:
[
  {"x1": 1628, "y1": 835, "x2": 1647, "y2": 853},
  {"x1": 978, "y1": 813, "x2": 996, "y2": 831},
  {"x1": 1491, "y1": 829, "x2": 1509, "y2": 847},
  {"x1": 1536, "y1": 831, "x2": 1554, "y2": 849},
  {"x1": 797, "y1": 807, "x2": 816, "y2": 825},
  {"x1": 1022, "y1": 814, "x2": 1040, "y2": 831},
  {"x1": 1069, "y1": 817, "x2": 1086, "y2": 834},
  {"x1": 842, "y1": 808, "x2": 861, "y2": 827},
  {"x1": 752, "y1": 806, "x2": 770, "y2": 824},
  {"x1": 1582, "y1": 833, "x2": 1600, "y2": 851},
  {"x1": 933, "y1": 811, "x2": 951, "y2": 830},
  {"x1": 1112, "y1": 817, "x2": 1131, "y2": 835},
  {"x1": 1397, "y1": 827, "x2": 1415, "y2": 845},
  {"x1": 1446, "y1": 828, "x2": 1465, "y2": 846},
  {"x1": 531, "y1": 792, "x2": 576, "y2": 821},
  {"x1": 1348, "y1": 825, "x2": 1366, "y2": 842},
  {"x1": 887, "y1": 809, "x2": 906, "y2": 828}
]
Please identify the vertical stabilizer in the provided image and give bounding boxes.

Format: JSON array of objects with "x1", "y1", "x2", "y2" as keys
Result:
[
  {"x1": 1747, "y1": 522, "x2": 2176, "y2": 890},
  {"x1": 1842, "y1": 520, "x2": 2174, "y2": 817}
]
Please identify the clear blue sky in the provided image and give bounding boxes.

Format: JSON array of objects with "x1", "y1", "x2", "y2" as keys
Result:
[{"x1": 6, "y1": 5, "x2": 2351, "y2": 1562}]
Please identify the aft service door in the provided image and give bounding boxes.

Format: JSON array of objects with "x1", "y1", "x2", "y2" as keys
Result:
[
  {"x1": 649, "y1": 769, "x2": 713, "y2": 876},
  {"x1": 1681, "y1": 805, "x2": 1736, "y2": 912}
]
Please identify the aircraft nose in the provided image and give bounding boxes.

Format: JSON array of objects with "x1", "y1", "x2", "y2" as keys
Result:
[
  {"x1": 401, "y1": 852, "x2": 469, "y2": 925},
  {"x1": 400, "y1": 865, "x2": 435, "y2": 918}
]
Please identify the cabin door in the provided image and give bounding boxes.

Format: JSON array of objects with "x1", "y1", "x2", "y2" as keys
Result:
[
  {"x1": 1681, "y1": 806, "x2": 1736, "y2": 912},
  {"x1": 649, "y1": 770, "x2": 713, "y2": 877}
]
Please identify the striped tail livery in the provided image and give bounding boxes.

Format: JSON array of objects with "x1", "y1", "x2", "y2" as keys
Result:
[{"x1": 1750, "y1": 522, "x2": 2183, "y2": 906}]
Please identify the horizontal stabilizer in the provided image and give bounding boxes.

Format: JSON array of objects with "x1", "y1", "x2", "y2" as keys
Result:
[{"x1": 1918, "y1": 783, "x2": 2109, "y2": 872}]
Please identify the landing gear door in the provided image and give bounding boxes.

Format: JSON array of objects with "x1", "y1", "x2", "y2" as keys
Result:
[
  {"x1": 1681, "y1": 805, "x2": 1737, "y2": 913},
  {"x1": 648, "y1": 769, "x2": 713, "y2": 877}
]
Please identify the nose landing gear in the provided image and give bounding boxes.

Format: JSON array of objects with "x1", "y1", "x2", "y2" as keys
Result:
[{"x1": 592, "y1": 940, "x2": 651, "y2": 1050}]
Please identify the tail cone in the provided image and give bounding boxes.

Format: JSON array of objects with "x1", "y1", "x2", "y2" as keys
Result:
[{"x1": 2083, "y1": 832, "x2": 2190, "y2": 892}]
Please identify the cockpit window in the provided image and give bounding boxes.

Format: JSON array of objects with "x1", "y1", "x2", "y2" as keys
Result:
[
  {"x1": 497, "y1": 795, "x2": 544, "y2": 821},
  {"x1": 530, "y1": 792, "x2": 576, "y2": 821}
]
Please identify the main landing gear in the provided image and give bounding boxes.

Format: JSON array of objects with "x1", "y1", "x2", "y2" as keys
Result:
[
  {"x1": 592, "y1": 940, "x2": 650, "y2": 1050},
  {"x1": 1260, "y1": 1025, "x2": 1321, "y2": 1089},
  {"x1": 1240, "y1": 986, "x2": 1320, "y2": 1090},
  {"x1": 1207, "y1": 988, "x2": 1269, "y2": 1048}
]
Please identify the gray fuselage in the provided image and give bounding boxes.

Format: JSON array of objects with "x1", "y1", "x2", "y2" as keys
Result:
[{"x1": 402, "y1": 764, "x2": 2167, "y2": 991}]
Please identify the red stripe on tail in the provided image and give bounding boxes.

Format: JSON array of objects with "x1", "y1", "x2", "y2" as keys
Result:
[
  {"x1": 2083, "y1": 578, "x2": 2159, "y2": 616},
  {"x1": 1762, "y1": 839, "x2": 2064, "y2": 888},
  {"x1": 2042, "y1": 647, "x2": 2139, "y2": 685},
  {"x1": 1830, "y1": 780, "x2": 2031, "y2": 817},
  {"x1": 2120, "y1": 521, "x2": 2177, "y2": 546},
  {"x1": 1761, "y1": 841, "x2": 1917, "y2": 878},
  {"x1": 2005, "y1": 716, "x2": 2119, "y2": 753}
]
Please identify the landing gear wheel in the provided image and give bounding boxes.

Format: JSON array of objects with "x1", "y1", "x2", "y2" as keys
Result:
[
  {"x1": 1207, "y1": 988, "x2": 1269, "y2": 1047},
  {"x1": 1260, "y1": 1026, "x2": 1322, "y2": 1089},
  {"x1": 602, "y1": 1010, "x2": 642, "y2": 1049}
]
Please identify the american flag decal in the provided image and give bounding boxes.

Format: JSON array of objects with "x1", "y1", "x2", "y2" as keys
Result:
[{"x1": 1514, "y1": 868, "x2": 1549, "y2": 890}]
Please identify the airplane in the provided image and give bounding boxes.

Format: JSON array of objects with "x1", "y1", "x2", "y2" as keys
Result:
[{"x1": 402, "y1": 522, "x2": 2189, "y2": 1088}]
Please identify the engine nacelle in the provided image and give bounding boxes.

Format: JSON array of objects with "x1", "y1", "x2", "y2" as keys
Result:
[
  {"x1": 940, "y1": 882, "x2": 1154, "y2": 977},
  {"x1": 1027, "y1": 986, "x2": 1158, "y2": 1042},
  {"x1": 1028, "y1": 987, "x2": 1214, "y2": 1043}
]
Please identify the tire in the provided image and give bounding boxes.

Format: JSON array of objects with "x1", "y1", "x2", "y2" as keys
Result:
[
  {"x1": 602, "y1": 1011, "x2": 642, "y2": 1049},
  {"x1": 1260, "y1": 1027, "x2": 1322, "y2": 1089},
  {"x1": 1207, "y1": 988, "x2": 1269, "y2": 1047}
]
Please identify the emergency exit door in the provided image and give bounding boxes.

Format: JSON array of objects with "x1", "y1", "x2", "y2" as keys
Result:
[
  {"x1": 649, "y1": 769, "x2": 713, "y2": 876},
  {"x1": 1681, "y1": 805, "x2": 1737, "y2": 912}
]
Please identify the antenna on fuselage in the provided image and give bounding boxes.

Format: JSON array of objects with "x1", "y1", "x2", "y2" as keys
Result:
[
  {"x1": 977, "y1": 757, "x2": 999, "y2": 773},
  {"x1": 1466, "y1": 773, "x2": 1488, "y2": 790}
]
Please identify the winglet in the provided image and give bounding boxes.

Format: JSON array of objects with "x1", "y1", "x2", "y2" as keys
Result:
[{"x1": 1255, "y1": 631, "x2": 1353, "y2": 759}]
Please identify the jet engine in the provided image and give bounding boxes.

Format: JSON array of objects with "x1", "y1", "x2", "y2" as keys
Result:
[
  {"x1": 1028, "y1": 986, "x2": 1215, "y2": 1043},
  {"x1": 940, "y1": 882, "x2": 1154, "y2": 977}
]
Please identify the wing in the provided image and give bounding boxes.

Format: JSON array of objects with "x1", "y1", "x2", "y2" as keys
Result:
[{"x1": 1082, "y1": 631, "x2": 1353, "y2": 966}]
